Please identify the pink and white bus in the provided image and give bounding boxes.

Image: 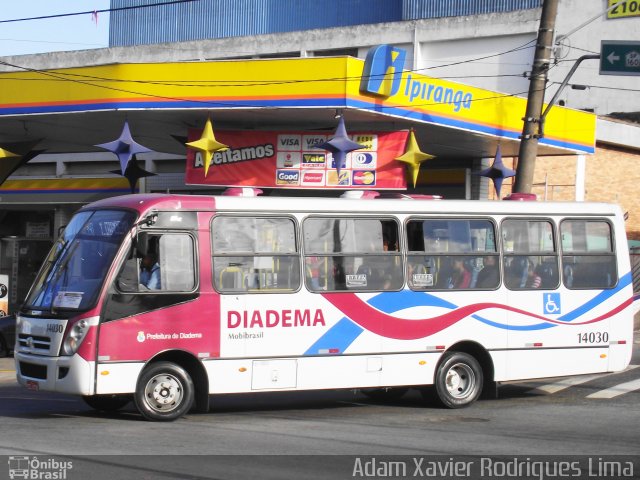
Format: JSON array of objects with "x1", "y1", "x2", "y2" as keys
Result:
[{"x1": 14, "y1": 192, "x2": 634, "y2": 421}]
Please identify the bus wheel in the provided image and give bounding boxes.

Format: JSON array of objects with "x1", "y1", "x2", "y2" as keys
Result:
[
  {"x1": 135, "y1": 362, "x2": 194, "y2": 421},
  {"x1": 433, "y1": 352, "x2": 483, "y2": 408},
  {"x1": 83, "y1": 394, "x2": 131, "y2": 412}
]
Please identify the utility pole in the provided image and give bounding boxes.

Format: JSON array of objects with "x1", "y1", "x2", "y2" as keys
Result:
[{"x1": 513, "y1": 0, "x2": 559, "y2": 194}]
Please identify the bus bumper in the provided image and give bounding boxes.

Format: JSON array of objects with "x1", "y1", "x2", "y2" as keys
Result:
[{"x1": 15, "y1": 352, "x2": 95, "y2": 396}]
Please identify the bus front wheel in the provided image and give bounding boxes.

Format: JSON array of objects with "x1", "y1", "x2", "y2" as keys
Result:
[
  {"x1": 432, "y1": 351, "x2": 483, "y2": 408},
  {"x1": 135, "y1": 361, "x2": 194, "y2": 421}
]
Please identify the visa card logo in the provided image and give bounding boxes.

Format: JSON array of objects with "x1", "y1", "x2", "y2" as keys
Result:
[{"x1": 360, "y1": 45, "x2": 407, "y2": 97}]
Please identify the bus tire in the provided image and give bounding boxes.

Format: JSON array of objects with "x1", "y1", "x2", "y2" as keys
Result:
[
  {"x1": 83, "y1": 394, "x2": 131, "y2": 412},
  {"x1": 135, "y1": 361, "x2": 194, "y2": 421},
  {"x1": 433, "y1": 351, "x2": 483, "y2": 408}
]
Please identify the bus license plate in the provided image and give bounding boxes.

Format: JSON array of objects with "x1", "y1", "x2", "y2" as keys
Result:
[{"x1": 26, "y1": 380, "x2": 39, "y2": 391}]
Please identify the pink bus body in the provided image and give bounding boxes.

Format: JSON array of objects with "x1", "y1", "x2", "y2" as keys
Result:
[{"x1": 14, "y1": 193, "x2": 634, "y2": 420}]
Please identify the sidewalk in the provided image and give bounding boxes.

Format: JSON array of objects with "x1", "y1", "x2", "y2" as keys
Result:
[{"x1": 0, "y1": 356, "x2": 16, "y2": 384}]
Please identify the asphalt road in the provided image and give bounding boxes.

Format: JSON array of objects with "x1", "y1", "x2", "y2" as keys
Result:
[{"x1": 0, "y1": 338, "x2": 638, "y2": 480}]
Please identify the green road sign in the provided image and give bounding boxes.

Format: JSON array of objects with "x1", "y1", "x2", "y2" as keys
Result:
[{"x1": 600, "y1": 40, "x2": 640, "y2": 75}]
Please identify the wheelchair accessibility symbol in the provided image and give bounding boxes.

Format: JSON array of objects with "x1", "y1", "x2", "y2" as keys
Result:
[{"x1": 543, "y1": 293, "x2": 561, "y2": 315}]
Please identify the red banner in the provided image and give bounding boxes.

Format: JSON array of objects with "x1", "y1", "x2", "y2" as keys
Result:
[{"x1": 185, "y1": 130, "x2": 409, "y2": 190}]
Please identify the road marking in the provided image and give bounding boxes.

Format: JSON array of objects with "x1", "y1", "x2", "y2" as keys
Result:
[
  {"x1": 586, "y1": 378, "x2": 640, "y2": 399},
  {"x1": 533, "y1": 365, "x2": 639, "y2": 394},
  {"x1": 534, "y1": 374, "x2": 604, "y2": 394}
]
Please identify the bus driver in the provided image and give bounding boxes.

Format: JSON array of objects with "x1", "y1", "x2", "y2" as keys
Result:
[{"x1": 140, "y1": 253, "x2": 161, "y2": 290}]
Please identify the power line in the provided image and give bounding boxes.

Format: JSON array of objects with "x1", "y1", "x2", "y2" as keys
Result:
[
  {"x1": 0, "y1": 0, "x2": 199, "y2": 24},
  {"x1": 0, "y1": 57, "x2": 534, "y2": 112},
  {"x1": 550, "y1": 81, "x2": 640, "y2": 94},
  {"x1": 555, "y1": 0, "x2": 631, "y2": 45},
  {"x1": 0, "y1": 38, "x2": 538, "y2": 90},
  {"x1": 555, "y1": 43, "x2": 599, "y2": 56}
]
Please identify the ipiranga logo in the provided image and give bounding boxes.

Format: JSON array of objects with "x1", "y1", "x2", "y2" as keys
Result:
[{"x1": 360, "y1": 44, "x2": 407, "y2": 97}]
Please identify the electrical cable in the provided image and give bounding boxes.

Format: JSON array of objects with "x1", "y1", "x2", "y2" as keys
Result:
[
  {"x1": 0, "y1": 0, "x2": 199, "y2": 24},
  {"x1": 0, "y1": 38, "x2": 538, "y2": 90},
  {"x1": 0, "y1": 57, "x2": 535, "y2": 112}
]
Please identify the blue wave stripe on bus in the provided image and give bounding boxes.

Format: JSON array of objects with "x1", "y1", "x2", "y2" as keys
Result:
[
  {"x1": 556, "y1": 272, "x2": 632, "y2": 321},
  {"x1": 367, "y1": 271, "x2": 632, "y2": 331},
  {"x1": 304, "y1": 317, "x2": 363, "y2": 355},
  {"x1": 304, "y1": 272, "x2": 632, "y2": 353}
]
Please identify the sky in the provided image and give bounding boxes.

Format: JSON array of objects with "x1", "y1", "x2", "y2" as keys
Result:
[{"x1": 0, "y1": 1, "x2": 110, "y2": 57}]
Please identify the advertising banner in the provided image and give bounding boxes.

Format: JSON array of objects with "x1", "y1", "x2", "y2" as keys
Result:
[
  {"x1": 185, "y1": 130, "x2": 409, "y2": 190},
  {"x1": 0, "y1": 274, "x2": 8, "y2": 316}
]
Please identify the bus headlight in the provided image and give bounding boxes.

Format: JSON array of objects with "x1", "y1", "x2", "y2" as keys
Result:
[{"x1": 62, "y1": 319, "x2": 89, "y2": 356}]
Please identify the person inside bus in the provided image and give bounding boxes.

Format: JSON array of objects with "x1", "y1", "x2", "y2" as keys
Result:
[
  {"x1": 140, "y1": 252, "x2": 161, "y2": 290},
  {"x1": 449, "y1": 257, "x2": 471, "y2": 289},
  {"x1": 475, "y1": 255, "x2": 499, "y2": 288},
  {"x1": 525, "y1": 259, "x2": 541, "y2": 289}
]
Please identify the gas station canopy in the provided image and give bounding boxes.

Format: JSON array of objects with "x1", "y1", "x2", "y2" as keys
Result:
[{"x1": 0, "y1": 53, "x2": 595, "y2": 161}]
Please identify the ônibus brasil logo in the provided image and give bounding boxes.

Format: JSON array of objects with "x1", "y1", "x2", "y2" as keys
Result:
[{"x1": 8, "y1": 456, "x2": 73, "y2": 479}]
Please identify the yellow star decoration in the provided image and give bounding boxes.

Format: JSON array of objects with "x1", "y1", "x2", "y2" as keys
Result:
[
  {"x1": 0, "y1": 147, "x2": 19, "y2": 159},
  {"x1": 186, "y1": 118, "x2": 229, "y2": 177},
  {"x1": 395, "y1": 130, "x2": 435, "y2": 188}
]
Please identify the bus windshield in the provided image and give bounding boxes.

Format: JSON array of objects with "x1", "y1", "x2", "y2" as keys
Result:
[{"x1": 24, "y1": 209, "x2": 136, "y2": 312}]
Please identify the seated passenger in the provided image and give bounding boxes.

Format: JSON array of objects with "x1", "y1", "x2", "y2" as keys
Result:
[
  {"x1": 525, "y1": 260, "x2": 541, "y2": 289},
  {"x1": 450, "y1": 258, "x2": 471, "y2": 289},
  {"x1": 476, "y1": 255, "x2": 499, "y2": 288},
  {"x1": 140, "y1": 253, "x2": 161, "y2": 290}
]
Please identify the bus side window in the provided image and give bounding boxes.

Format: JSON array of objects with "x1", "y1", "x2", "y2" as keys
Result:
[
  {"x1": 560, "y1": 219, "x2": 616, "y2": 289},
  {"x1": 502, "y1": 218, "x2": 558, "y2": 291},
  {"x1": 302, "y1": 217, "x2": 402, "y2": 292},
  {"x1": 407, "y1": 218, "x2": 498, "y2": 290},
  {"x1": 212, "y1": 216, "x2": 300, "y2": 293},
  {"x1": 115, "y1": 233, "x2": 196, "y2": 293},
  {"x1": 116, "y1": 251, "x2": 140, "y2": 292},
  {"x1": 159, "y1": 234, "x2": 196, "y2": 291}
]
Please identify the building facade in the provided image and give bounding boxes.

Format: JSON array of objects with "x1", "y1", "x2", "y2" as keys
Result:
[{"x1": 0, "y1": 0, "x2": 639, "y2": 313}]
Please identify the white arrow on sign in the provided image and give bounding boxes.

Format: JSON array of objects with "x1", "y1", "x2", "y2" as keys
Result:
[{"x1": 607, "y1": 51, "x2": 620, "y2": 64}]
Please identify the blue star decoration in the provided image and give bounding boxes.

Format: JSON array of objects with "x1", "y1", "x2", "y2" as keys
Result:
[
  {"x1": 110, "y1": 155, "x2": 156, "y2": 193},
  {"x1": 314, "y1": 116, "x2": 365, "y2": 176},
  {"x1": 95, "y1": 121, "x2": 152, "y2": 175},
  {"x1": 473, "y1": 144, "x2": 515, "y2": 198}
]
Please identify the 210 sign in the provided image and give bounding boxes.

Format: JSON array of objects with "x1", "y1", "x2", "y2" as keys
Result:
[{"x1": 608, "y1": 0, "x2": 640, "y2": 19}]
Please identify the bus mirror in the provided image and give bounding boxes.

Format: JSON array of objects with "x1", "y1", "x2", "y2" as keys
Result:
[{"x1": 143, "y1": 213, "x2": 158, "y2": 226}]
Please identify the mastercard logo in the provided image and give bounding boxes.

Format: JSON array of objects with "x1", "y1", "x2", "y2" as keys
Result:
[{"x1": 352, "y1": 170, "x2": 376, "y2": 185}]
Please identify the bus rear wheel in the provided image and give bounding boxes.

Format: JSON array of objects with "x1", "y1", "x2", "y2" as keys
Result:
[
  {"x1": 432, "y1": 351, "x2": 483, "y2": 408},
  {"x1": 135, "y1": 362, "x2": 194, "y2": 421}
]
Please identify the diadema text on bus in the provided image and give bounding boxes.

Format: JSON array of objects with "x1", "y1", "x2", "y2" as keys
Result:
[{"x1": 13, "y1": 191, "x2": 635, "y2": 421}]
